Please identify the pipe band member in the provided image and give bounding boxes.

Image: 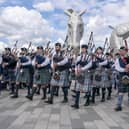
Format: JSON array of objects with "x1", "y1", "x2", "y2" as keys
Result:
[
  {"x1": 114, "y1": 46, "x2": 129, "y2": 111},
  {"x1": 11, "y1": 47, "x2": 32, "y2": 98},
  {"x1": 71, "y1": 44, "x2": 92, "y2": 109},
  {"x1": 26, "y1": 46, "x2": 51, "y2": 101},
  {"x1": 45, "y1": 42, "x2": 70, "y2": 104}
]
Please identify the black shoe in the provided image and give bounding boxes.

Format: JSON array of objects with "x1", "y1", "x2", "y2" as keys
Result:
[
  {"x1": 9, "y1": 92, "x2": 14, "y2": 95},
  {"x1": 36, "y1": 91, "x2": 40, "y2": 95},
  {"x1": 61, "y1": 99, "x2": 68, "y2": 103},
  {"x1": 84, "y1": 102, "x2": 90, "y2": 106},
  {"x1": 91, "y1": 99, "x2": 95, "y2": 104},
  {"x1": 45, "y1": 100, "x2": 53, "y2": 104},
  {"x1": 25, "y1": 94, "x2": 31, "y2": 98},
  {"x1": 101, "y1": 98, "x2": 105, "y2": 102},
  {"x1": 25, "y1": 95, "x2": 29, "y2": 98},
  {"x1": 71, "y1": 104, "x2": 79, "y2": 109},
  {"x1": 26, "y1": 95, "x2": 33, "y2": 101},
  {"x1": 71, "y1": 89, "x2": 76, "y2": 93},
  {"x1": 115, "y1": 106, "x2": 122, "y2": 111},
  {"x1": 107, "y1": 96, "x2": 111, "y2": 100},
  {"x1": 41, "y1": 96, "x2": 46, "y2": 100},
  {"x1": 11, "y1": 94, "x2": 18, "y2": 98},
  {"x1": 54, "y1": 93, "x2": 59, "y2": 97}
]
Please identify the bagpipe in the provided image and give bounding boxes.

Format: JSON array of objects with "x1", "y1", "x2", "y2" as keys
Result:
[
  {"x1": 11, "y1": 40, "x2": 18, "y2": 57},
  {"x1": 44, "y1": 41, "x2": 54, "y2": 58},
  {"x1": 53, "y1": 71, "x2": 61, "y2": 81},
  {"x1": 121, "y1": 40, "x2": 129, "y2": 85},
  {"x1": 121, "y1": 75, "x2": 129, "y2": 85}
]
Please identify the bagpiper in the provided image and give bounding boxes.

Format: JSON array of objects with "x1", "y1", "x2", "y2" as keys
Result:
[
  {"x1": 26, "y1": 46, "x2": 51, "y2": 100},
  {"x1": 45, "y1": 42, "x2": 70, "y2": 104},
  {"x1": 92, "y1": 47, "x2": 104, "y2": 103},
  {"x1": 111, "y1": 53, "x2": 120, "y2": 90},
  {"x1": 106, "y1": 53, "x2": 114, "y2": 100},
  {"x1": 11, "y1": 47, "x2": 32, "y2": 98},
  {"x1": 0, "y1": 52, "x2": 2, "y2": 92},
  {"x1": 99, "y1": 52, "x2": 113, "y2": 102},
  {"x1": 1, "y1": 48, "x2": 10, "y2": 89},
  {"x1": 2, "y1": 48, "x2": 17, "y2": 94},
  {"x1": 71, "y1": 45, "x2": 92, "y2": 109},
  {"x1": 114, "y1": 46, "x2": 129, "y2": 111},
  {"x1": 92, "y1": 47, "x2": 112, "y2": 102}
]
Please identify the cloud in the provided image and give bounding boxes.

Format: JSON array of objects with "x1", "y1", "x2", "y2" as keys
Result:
[
  {"x1": 1, "y1": 0, "x2": 129, "y2": 49},
  {"x1": 0, "y1": 0, "x2": 6, "y2": 3},
  {"x1": 53, "y1": 0, "x2": 86, "y2": 10},
  {"x1": 0, "y1": 41, "x2": 8, "y2": 51},
  {"x1": 0, "y1": 6, "x2": 62, "y2": 47},
  {"x1": 80, "y1": 0, "x2": 129, "y2": 47},
  {"x1": 33, "y1": 1, "x2": 54, "y2": 12},
  {"x1": 34, "y1": 0, "x2": 87, "y2": 11}
]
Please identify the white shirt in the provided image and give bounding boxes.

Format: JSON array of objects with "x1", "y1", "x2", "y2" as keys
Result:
[
  {"x1": 81, "y1": 60, "x2": 92, "y2": 71},
  {"x1": 115, "y1": 58, "x2": 125, "y2": 72},
  {"x1": 51, "y1": 52, "x2": 68, "y2": 69}
]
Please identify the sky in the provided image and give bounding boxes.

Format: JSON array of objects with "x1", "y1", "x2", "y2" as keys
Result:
[{"x1": 0, "y1": 0, "x2": 129, "y2": 50}]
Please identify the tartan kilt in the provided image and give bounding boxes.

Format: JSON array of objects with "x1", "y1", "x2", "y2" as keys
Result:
[
  {"x1": 118, "y1": 76, "x2": 129, "y2": 93},
  {"x1": 34, "y1": 68, "x2": 51, "y2": 85},
  {"x1": 100, "y1": 69, "x2": 111, "y2": 88},
  {"x1": 92, "y1": 68, "x2": 102, "y2": 87},
  {"x1": 2, "y1": 75, "x2": 9, "y2": 83},
  {"x1": 16, "y1": 68, "x2": 30, "y2": 84},
  {"x1": 69, "y1": 71, "x2": 75, "y2": 81},
  {"x1": 1, "y1": 69, "x2": 9, "y2": 83},
  {"x1": 75, "y1": 71, "x2": 92, "y2": 92},
  {"x1": 51, "y1": 69, "x2": 69, "y2": 87},
  {"x1": 8, "y1": 69, "x2": 16, "y2": 83}
]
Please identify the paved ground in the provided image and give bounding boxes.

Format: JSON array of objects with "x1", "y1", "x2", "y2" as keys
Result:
[{"x1": 0, "y1": 89, "x2": 129, "y2": 129}]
